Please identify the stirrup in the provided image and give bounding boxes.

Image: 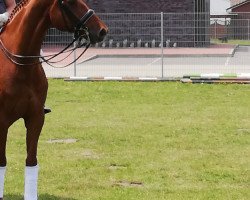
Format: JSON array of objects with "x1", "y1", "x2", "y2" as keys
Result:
[{"x1": 44, "y1": 106, "x2": 51, "y2": 114}]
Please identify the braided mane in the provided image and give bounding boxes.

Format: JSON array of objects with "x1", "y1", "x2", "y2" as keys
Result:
[{"x1": 7, "y1": 0, "x2": 29, "y2": 24}]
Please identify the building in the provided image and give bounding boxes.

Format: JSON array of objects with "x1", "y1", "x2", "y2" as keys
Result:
[
  {"x1": 227, "y1": 0, "x2": 250, "y2": 40},
  {"x1": 228, "y1": 0, "x2": 250, "y2": 12},
  {"x1": 87, "y1": 0, "x2": 210, "y2": 47},
  {"x1": 89, "y1": 0, "x2": 208, "y2": 13},
  {"x1": 210, "y1": 20, "x2": 228, "y2": 39}
]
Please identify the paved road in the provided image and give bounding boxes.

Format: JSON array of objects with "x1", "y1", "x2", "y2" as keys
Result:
[{"x1": 43, "y1": 46, "x2": 250, "y2": 78}]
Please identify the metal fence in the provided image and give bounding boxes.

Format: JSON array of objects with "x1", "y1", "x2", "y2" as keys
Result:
[
  {"x1": 43, "y1": 12, "x2": 210, "y2": 48},
  {"x1": 42, "y1": 12, "x2": 250, "y2": 78},
  {"x1": 210, "y1": 19, "x2": 250, "y2": 40}
]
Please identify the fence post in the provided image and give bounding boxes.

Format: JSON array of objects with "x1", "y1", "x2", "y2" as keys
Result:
[
  {"x1": 248, "y1": 19, "x2": 250, "y2": 40},
  {"x1": 215, "y1": 19, "x2": 217, "y2": 39},
  {"x1": 73, "y1": 41, "x2": 77, "y2": 77},
  {"x1": 161, "y1": 12, "x2": 164, "y2": 78}
]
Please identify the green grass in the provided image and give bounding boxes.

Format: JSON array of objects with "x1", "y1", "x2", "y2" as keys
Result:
[
  {"x1": 5, "y1": 80, "x2": 250, "y2": 199},
  {"x1": 211, "y1": 39, "x2": 250, "y2": 46}
]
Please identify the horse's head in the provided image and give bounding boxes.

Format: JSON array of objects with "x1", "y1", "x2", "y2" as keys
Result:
[{"x1": 50, "y1": 0, "x2": 108, "y2": 44}]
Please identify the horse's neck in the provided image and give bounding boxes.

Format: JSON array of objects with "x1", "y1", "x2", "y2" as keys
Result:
[{"x1": 2, "y1": 0, "x2": 51, "y2": 56}]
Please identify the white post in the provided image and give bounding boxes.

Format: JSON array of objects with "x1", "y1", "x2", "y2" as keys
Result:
[
  {"x1": 73, "y1": 41, "x2": 77, "y2": 77},
  {"x1": 215, "y1": 20, "x2": 217, "y2": 39},
  {"x1": 161, "y1": 12, "x2": 164, "y2": 78},
  {"x1": 248, "y1": 19, "x2": 250, "y2": 41}
]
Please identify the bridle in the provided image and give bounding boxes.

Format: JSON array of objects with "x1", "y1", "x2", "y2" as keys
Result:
[
  {"x1": 58, "y1": 0, "x2": 95, "y2": 42},
  {"x1": 0, "y1": 0, "x2": 95, "y2": 67}
]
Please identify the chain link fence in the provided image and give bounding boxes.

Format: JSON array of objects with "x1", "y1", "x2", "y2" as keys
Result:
[
  {"x1": 211, "y1": 14, "x2": 250, "y2": 40},
  {"x1": 42, "y1": 12, "x2": 250, "y2": 78}
]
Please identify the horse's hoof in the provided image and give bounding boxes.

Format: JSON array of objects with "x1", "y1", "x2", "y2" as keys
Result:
[{"x1": 44, "y1": 107, "x2": 51, "y2": 114}]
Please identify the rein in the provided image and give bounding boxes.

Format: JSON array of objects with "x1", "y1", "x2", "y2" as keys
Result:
[
  {"x1": 0, "y1": 36, "x2": 90, "y2": 67},
  {"x1": 0, "y1": 0, "x2": 95, "y2": 67}
]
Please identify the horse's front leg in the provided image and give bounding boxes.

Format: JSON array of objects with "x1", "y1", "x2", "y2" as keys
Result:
[
  {"x1": 24, "y1": 113, "x2": 44, "y2": 200},
  {"x1": 0, "y1": 126, "x2": 8, "y2": 200}
]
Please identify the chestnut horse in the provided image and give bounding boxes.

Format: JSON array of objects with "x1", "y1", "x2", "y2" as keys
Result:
[{"x1": 0, "y1": 0, "x2": 107, "y2": 199}]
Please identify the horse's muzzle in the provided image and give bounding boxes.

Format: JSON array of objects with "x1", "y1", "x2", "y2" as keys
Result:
[
  {"x1": 89, "y1": 27, "x2": 108, "y2": 44},
  {"x1": 98, "y1": 28, "x2": 108, "y2": 42}
]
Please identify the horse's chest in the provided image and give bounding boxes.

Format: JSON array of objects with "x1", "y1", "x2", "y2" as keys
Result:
[
  {"x1": 0, "y1": 74, "x2": 47, "y2": 120},
  {"x1": 0, "y1": 83, "x2": 34, "y2": 109}
]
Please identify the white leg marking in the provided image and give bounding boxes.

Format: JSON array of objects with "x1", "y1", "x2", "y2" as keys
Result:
[{"x1": 24, "y1": 165, "x2": 39, "y2": 200}]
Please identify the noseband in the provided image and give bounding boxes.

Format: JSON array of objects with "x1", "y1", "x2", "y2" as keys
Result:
[{"x1": 58, "y1": 0, "x2": 95, "y2": 42}]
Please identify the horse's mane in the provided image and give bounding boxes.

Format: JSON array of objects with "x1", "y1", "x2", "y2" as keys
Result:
[{"x1": 7, "y1": 0, "x2": 29, "y2": 24}]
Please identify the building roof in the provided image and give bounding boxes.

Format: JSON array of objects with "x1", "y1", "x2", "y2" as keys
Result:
[{"x1": 227, "y1": 0, "x2": 250, "y2": 11}]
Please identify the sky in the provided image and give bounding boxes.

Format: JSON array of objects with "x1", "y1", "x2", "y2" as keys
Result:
[{"x1": 210, "y1": 0, "x2": 231, "y2": 15}]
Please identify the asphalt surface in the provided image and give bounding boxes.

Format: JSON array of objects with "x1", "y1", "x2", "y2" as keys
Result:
[{"x1": 43, "y1": 46, "x2": 250, "y2": 78}]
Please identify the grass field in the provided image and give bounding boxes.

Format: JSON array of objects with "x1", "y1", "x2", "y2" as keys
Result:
[
  {"x1": 211, "y1": 39, "x2": 250, "y2": 46},
  {"x1": 5, "y1": 80, "x2": 250, "y2": 200}
]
